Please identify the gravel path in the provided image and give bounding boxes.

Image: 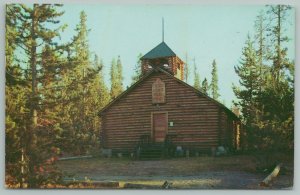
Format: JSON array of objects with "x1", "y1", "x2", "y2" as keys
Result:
[
  {"x1": 65, "y1": 171, "x2": 265, "y2": 189},
  {"x1": 58, "y1": 157, "x2": 293, "y2": 189}
]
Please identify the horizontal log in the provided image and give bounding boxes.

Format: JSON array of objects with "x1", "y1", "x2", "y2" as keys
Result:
[
  {"x1": 106, "y1": 143, "x2": 218, "y2": 151},
  {"x1": 104, "y1": 116, "x2": 220, "y2": 123},
  {"x1": 105, "y1": 137, "x2": 219, "y2": 143},
  {"x1": 105, "y1": 136, "x2": 219, "y2": 143},
  {"x1": 104, "y1": 127, "x2": 223, "y2": 134},
  {"x1": 106, "y1": 106, "x2": 220, "y2": 114},
  {"x1": 101, "y1": 71, "x2": 237, "y2": 151}
]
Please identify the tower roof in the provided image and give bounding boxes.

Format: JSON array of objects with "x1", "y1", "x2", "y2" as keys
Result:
[{"x1": 141, "y1": 42, "x2": 176, "y2": 60}]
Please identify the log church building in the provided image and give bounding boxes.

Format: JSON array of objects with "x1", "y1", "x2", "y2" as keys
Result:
[{"x1": 99, "y1": 40, "x2": 242, "y2": 157}]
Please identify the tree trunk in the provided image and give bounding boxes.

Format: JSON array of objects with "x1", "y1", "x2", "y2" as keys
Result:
[{"x1": 28, "y1": 4, "x2": 38, "y2": 188}]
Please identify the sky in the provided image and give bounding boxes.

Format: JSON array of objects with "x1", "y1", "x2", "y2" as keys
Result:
[{"x1": 56, "y1": 4, "x2": 295, "y2": 107}]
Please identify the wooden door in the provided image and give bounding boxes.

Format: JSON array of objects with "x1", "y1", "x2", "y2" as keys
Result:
[{"x1": 152, "y1": 113, "x2": 168, "y2": 142}]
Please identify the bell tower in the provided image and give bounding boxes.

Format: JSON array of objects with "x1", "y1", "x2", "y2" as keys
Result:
[
  {"x1": 140, "y1": 19, "x2": 184, "y2": 80},
  {"x1": 140, "y1": 42, "x2": 185, "y2": 80}
]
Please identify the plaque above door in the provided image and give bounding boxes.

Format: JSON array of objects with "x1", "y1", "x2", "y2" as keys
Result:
[{"x1": 152, "y1": 78, "x2": 165, "y2": 104}]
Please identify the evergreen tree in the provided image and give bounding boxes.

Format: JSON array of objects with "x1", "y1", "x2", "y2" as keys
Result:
[
  {"x1": 62, "y1": 11, "x2": 103, "y2": 155},
  {"x1": 5, "y1": 4, "x2": 19, "y2": 82},
  {"x1": 257, "y1": 5, "x2": 294, "y2": 151},
  {"x1": 131, "y1": 53, "x2": 143, "y2": 84},
  {"x1": 266, "y1": 5, "x2": 292, "y2": 86},
  {"x1": 254, "y1": 10, "x2": 269, "y2": 94},
  {"x1": 233, "y1": 36, "x2": 260, "y2": 123},
  {"x1": 255, "y1": 11, "x2": 268, "y2": 68},
  {"x1": 6, "y1": 4, "x2": 23, "y2": 142},
  {"x1": 110, "y1": 58, "x2": 118, "y2": 98},
  {"x1": 210, "y1": 59, "x2": 220, "y2": 100},
  {"x1": 234, "y1": 7, "x2": 294, "y2": 152},
  {"x1": 116, "y1": 56, "x2": 124, "y2": 93},
  {"x1": 5, "y1": 4, "x2": 66, "y2": 187},
  {"x1": 233, "y1": 36, "x2": 261, "y2": 150},
  {"x1": 93, "y1": 54, "x2": 110, "y2": 107},
  {"x1": 193, "y1": 59, "x2": 201, "y2": 90},
  {"x1": 184, "y1": 53, "x2": 190, "y2": 83},
  {"x1": 6, "y1": 6, "x2": 29, "y2": 187},
  {"x1": 110, "y1": 56, "x2": 123, "y2": 98},
  {"x1": 201, "y1": 78, "x2": 209, "y2": 95}
]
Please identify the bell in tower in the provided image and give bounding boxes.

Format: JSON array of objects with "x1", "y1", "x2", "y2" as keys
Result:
[{"x1": 140, "y1": 42, "x2": 185, "y2": 80}]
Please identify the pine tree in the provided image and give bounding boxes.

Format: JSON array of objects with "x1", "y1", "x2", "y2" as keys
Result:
[
  {"x1": 233, "y1": 36, "x2": 260, "y2": 121},
  {"x1": 93, "y1": 54, "x2": 110, "y2": 107},
  {"x1": 266, "y1": 5, "x2": 292, "y2": 86},
  {"x1": 210, "y1": 59, "x2": 220, "y2": 100},
  {"x1": 233, "y1": 7, "x2": 294, "y2": 153},
  {"x1": 5, "y1": 4, "x2": 66, "y2": 187},
  {"x1": 62, "y1": 11, "x2": 104, "y2": 155},
  {"x1": 193, "y1": 59, "x2": 201, "y2": 90},
  {"x1": 116, "y1": 56, "x2": 124, "y2": 93},
  {"x1": 5, "y1": 4, "x2": 19, "y2": 81},
  {"x1": 255, "y1": 11, "x2": 268, "y2": 68},
  {"x1": 110, "y1": 58, "x2": 118, "y2": 98},
  {"x1": 254, "y1": 10, "x2": 270, "y2": 94},
  {"x1": 233, "y1": 35, "x2": 262, "y2": 149},
  {"x1": 202, "y1": 78, "x2": 209, "y2": 95},
  {"x1": 184, "y1": 52, "x2": 189, "y2": 83},
  {"x1": 131, "y1": 53, "x2": 143, "y2": 84},
  {"x1": 110, "y1": 56, "x2": 123, "y2": 98},
  {"x1": 255, "y1": 5, "x2": 294, "y2": 151},
  {"x1": 6, "y1": 6, "x2": 29, "y2": 187}
]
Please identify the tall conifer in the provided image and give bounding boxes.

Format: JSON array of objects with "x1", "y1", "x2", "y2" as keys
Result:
[
  {"x1": 193, "y1": 59, "x2": 201, "y2": 90},
  {"x1": 131, "y1": 53, "x2": 143, "y2": 84},
  {"x1": 210, "y1": 59, "x2": 220, "y2": 100}
]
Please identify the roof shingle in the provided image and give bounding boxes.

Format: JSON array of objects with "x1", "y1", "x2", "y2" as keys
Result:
[{"x1": 141, "y1": 42, "x2": 176, "y2": 60}]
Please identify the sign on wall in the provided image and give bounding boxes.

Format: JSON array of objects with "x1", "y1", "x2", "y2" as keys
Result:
[{"x1": 152, "y1": 78, "x2": 165, "y2": 104}]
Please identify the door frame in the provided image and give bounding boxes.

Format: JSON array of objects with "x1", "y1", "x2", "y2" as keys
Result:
[{"x1": 151, "y1": 111, "x2": 168, "y2": 142}]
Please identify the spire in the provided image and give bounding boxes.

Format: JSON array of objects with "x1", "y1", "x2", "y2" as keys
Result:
[{"x1": 162, "y1": 17, "x2": 164, "y2": 42}]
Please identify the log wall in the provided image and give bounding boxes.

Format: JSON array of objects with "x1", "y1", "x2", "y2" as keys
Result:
[{"x1": 101, "y1": 71, "x2": 239, "y2": 152}]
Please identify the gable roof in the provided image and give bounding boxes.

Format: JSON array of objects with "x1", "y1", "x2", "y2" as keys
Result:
[
  {"x1": 98, "y1": 67, "x2": 238, "y2": 119},
  {"x1": 141, "y1": 42, "x2": 176, "y2": 60}
]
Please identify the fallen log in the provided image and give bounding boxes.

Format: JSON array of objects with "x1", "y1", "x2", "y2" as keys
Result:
[
  {"x1": 58, "y1": 155, "x2": 93, "y2": 161},
  {"x1": 67, "y1": 181, "x2": 119, "y2": 188},
  {"x1": 124, "y1": 181, "x2": 172, "y2": 189},
  {"x1": 260, "y1": 164, "x2": 281, "y2": 187}
]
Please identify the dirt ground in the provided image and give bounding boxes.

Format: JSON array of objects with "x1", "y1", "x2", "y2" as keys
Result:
[{"x1": 57, "y1": 155, "x2": 293, "y2": 189}]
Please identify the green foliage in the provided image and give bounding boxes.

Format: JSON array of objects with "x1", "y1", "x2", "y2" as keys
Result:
[
  {"x1": 233, "y1": 6, "x2": 294, "y2": 153},
  {"x1": 116, "y1": 56, "x2": 124, "y2": 92},
  {"x1": 59, "y1": 11, "x2": 106, "y2": 155},
  {"x1": 184, "y1": 53, "x2": 190, "y2": 83},
  {"x1": 131, "y1": 53, "x2": 143, "y2": 84},
  {"x1": 93, "y1": 54, "x2": 110, "y2": 107},
  {"x1": 110, "y1": 58, "x2": 118, "y2": 98},
  {"x1": 233, "y1": 36, "x2": 260, "y2": 122},
  {"x1": 233, "y1": 35, "x2": 264, "y2": 150},
  {"x1": 5, "y1": 4, "x2": 66, "y2": 188},
  {"x1": 201, "y1": 78, "x2": 209, "y2": 95},
  {"x1": 210, "y1": 59, "x2": 220, "y2": 100},
  {"x1": 110, "y1": 56, "x2": 124, "y2": 98},
  {"x1": 193, "y1": 60, "x2": 201, "y2": 90},
  {"x1": 5, "y1": 5, "x2": 110, "y2": 188}
]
